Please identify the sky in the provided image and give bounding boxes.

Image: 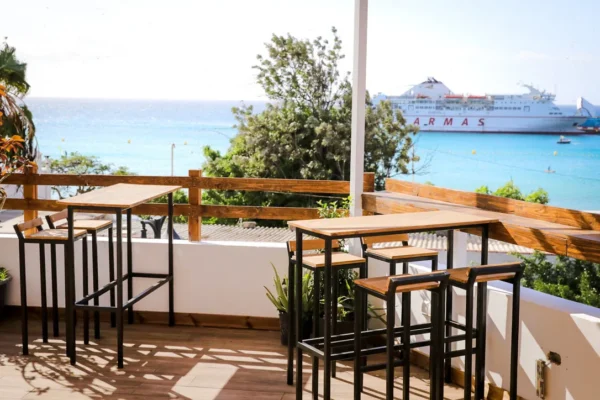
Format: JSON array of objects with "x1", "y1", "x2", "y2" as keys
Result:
[{"x1": 3, "y1": 0, "x2": 600, "y2": 104}]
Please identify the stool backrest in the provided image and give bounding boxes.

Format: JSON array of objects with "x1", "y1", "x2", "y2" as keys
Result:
[
  {"x1": 361, "y1": 234, "x2": 409, "y2": 248},
  {"x1": 287, "y1": 239, "x2": 340, "y2": 255},
  {"x1": 388, "y1": 270, "x2": 450, "y2": 292},
  {"x1": 451, "y1": 262, "x2": 525, "y2": 283},
  {"x1": 45, "y1": 209, "x2": 68, "y2": 229},
  {"x1": 13, "y1": 217, "x2": 44, "y2": 239}
]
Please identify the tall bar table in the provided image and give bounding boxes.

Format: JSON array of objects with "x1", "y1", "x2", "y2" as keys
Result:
[
  {"x1": 288, "y1": 210, "x2": 498, "y2": 400},
  {"x1": 58, "y1": 183, "x2": 181, "y2": 368}
]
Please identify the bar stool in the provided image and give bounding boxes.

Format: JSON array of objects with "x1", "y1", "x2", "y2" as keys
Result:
[
  {"x1": 353, "y1": 271, "x2": 450, "y2": 400},
  {"x1": 46, "y1": 210, "x2": 116, "y2": 338},
  {"x1": 361, "y1": 234, "x2": 439, "y2": 276},
  {"x1": 286, "y1": 238, "x2": 366, "y2": 391},
  {"x1": 361, "y1": 234, "x2": 439, "y2": 331},
  {"x1": 13, "y1": 217, "x2": 88, "y2": 355},
  {"x1": 445, "y1": 262, "x2": 524, "y2": 400}
]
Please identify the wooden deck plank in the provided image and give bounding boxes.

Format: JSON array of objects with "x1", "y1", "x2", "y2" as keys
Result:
[{"x1": 0, "y1": 319, "x2": 468, "y2": 400}]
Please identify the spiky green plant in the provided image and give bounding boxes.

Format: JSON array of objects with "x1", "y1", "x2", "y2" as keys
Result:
[
  {"x1": 265, "y1": 263, "x2": 313, "y2": 317},
  {"x1": 0, "y1": 267, "x2": 10, "y2": 281}
]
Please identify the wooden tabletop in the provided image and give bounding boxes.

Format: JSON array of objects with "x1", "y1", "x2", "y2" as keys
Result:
[
  {"x1": 288, "y1": 210, "x2": 499, "y2": 238},
  {"x1": 57, "y1": 184, "x2": 181, "y2": 209}
]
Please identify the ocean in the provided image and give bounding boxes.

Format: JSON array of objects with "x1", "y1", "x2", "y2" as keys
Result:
[{"x1": 27, "y1": 98, "x2": 600, "y2": 211}]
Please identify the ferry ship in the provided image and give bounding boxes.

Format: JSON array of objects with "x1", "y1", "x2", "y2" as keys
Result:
[{"x1": 373, "y1": 78, "x2": 596, "y2": 134}]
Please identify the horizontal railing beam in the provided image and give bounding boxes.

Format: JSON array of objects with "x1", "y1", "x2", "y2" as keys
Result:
[
  {"x1": 2, "y1": 173, "x2": 353, "y2": 194},
  {"x1": 3, "y1": 198, "x2": 320, "y2": 221}
]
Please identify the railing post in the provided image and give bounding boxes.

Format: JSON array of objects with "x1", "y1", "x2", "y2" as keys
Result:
[
  {"x1": 362, "y1": 172, "x2": 375, "y2": 216},
  {"x1": 188, "y1": 169, "x2": 202, "y2": 242},
  {"x1": 23, "y1": 165, "x2": 38, "y2": 235}
]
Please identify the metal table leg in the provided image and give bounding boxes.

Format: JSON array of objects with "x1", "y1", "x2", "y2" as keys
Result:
[
  {"x1": 475, "y1": 224, "x2": 490, "y2": 399},
  {"x1": 116, "y1": 210, "x2": 124, "y2": 368},
  {"x1": 19, "y1": 238, "x2": 28, "y2": 355},
  {"x1": 91, "y1": 231, "x2": 101, "y2": 338},
  {"x1": 286, "y1": 257, "x2": 295, "y2": 386},
  {"x1": 39, "y1": 243, "x2": 48, "y2": 343},
  {"x1": 67, "y1": 206, "x2": 76, "y2": 365},
  {"x1": 127, "y1": 209, "x2": 133, "y2": 324},
  {"x1": 444, "y1": 230, "x2": 454, "y2": 383},
  {"x1": 294, "y1": 229, "x2": 304, "y2": 399},
  {"x1": 323, "y1": 238, "x2": 332, "y2": 399},
  {"x1": 108, "y1": 227, "x2": 116, "y2": 328},
  {"x1": 50, "y1": 244, "x2": 59, "y2": 337},
  {"x1": 168, "y1": 193, "x2": 175, "y2": 326}
]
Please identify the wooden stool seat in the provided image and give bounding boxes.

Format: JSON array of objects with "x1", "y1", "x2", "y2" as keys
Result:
[
  {"x1": 57, "y1": 219, "x2": 112, "y2": 231},
  {"x1": 292, "y1": 252, "x2": 365, "y2": 268},
  {"x1": 27, "y1": 229, "x2": 87, "y2": 240},
  {"x1": 447, "y1": 266, "x2": 518, "y2": 284},
  {"x1": 366, "y1": 245, "x2": 438, "y2": 261},
  {"x1": 355, "y1": 274, "x2": 441, "y2": 295}
]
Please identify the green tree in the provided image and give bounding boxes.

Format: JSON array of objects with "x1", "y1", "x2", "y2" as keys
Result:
[
  {"x1": 474, "y1": 185, "x2": 490, "y2": 195},
  {"x1": 202, "y1": 28, "x2": 419, "y2": 223},
  {"x1": 474, "y1": 180, "x2": 549, "y2": 204},
  {"x1": 0, "y1": 41, "x2": 36, "y2": 161},
  {"x1": 0, "y1": 42, "x2": 30, "y2": 94},
  {"x1": 48, "y1": 152, "x2": 134, "y2": 198},
  {"x1": 493, "y1": 179, "x2": 524, "y2": 200},
  {"x1": 515, "y1": 251, "x2": 600, "y2": 307}
]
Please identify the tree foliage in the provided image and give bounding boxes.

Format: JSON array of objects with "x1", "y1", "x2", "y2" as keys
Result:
[
  {"x1": 202, "y1": 29, "x2": 419, "y2": 223},
  {"x1": 48, "y1": 152, "x2": 133, "y2": 198},
  {"x1": 0, "y1": 42, "x2": 36, "y2": 161},
  {"x1": 515, "y1": 251, "x2": 600, "y2": 308},
  {"x1": 475, "y1": 180, "x2": 549, "y2": 204}
]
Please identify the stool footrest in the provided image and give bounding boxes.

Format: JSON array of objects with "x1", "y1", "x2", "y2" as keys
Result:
[
  {"x1": 361, "y1": 358, "x2": 407, "y2": 373},
  {"x1": 445, "y1": 347, "x2": 478, "y2": 359},
  {"x1": 302, "y1": 322, "x2": 432, "y2": 348},
  {"x1": 75, "y1": 304, "x2": 118, "y2": 312},
  {"x1": 75, "y1": 273, "x2": 171, "y2": 311},
  {"x1": 299, "y1": 336, "x2": 432, "y2": 361}
]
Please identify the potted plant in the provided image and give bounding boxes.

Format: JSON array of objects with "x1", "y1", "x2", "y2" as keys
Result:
[
  {"x1": 265, "y1": 263, "x2": 313, "y2": 345},
  {"x1": 0, "y1": 267, "x2": 11, "y2": 317}
]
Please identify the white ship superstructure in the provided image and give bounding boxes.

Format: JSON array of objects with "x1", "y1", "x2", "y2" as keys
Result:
[{"x1": 373, "y1": 78, "x2": 596, "y2": 133}]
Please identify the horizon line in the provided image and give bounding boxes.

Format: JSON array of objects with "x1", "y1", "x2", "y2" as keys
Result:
[{"x1": 26, "y1": 95, "x2": 270, "y2": 102}]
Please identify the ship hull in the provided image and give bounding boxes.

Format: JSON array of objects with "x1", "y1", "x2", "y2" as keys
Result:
[{"x1": 404, "y1": 115, "x2": 589, "y2": 134}]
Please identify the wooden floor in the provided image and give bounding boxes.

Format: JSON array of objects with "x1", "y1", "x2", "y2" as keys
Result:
[{"x1": 0, "y1": 318, "x2": 466, "y2": 399}]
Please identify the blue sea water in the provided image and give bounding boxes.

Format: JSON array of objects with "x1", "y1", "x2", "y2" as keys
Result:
[{"x1": 27, "y1": 98, "x2": 600, "y2": 210}]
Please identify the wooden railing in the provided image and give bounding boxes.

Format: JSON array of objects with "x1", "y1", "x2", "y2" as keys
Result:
[
  {"x1": 2, "y1": 170, "x2": 375, "y2": 241},
  {"x1": 363, "y1": 178, "x2": 600, "y2": 263}
]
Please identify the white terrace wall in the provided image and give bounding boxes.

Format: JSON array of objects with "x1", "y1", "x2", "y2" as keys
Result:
[
  {"x1": 0, "y1": 234, "x2": 289, "y2": 317},
  {"x1": 0, "y1": 233, "x2": 598, "y2": 399}
]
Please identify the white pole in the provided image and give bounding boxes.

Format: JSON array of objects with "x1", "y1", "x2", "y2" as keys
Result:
[
  {"x1": 171, "y1": 143, "x2": 176, "y2": 176},
  {"x1": 349, "y1": 0, "x2": 368, "y2": 217},
  {"x1": 349, "y1": 0, "x2": 368, "y2": 254}
]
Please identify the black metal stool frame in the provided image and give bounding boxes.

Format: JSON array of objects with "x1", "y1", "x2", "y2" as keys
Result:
[
  {"x1": 14, "y1": 223, "x2": 88, "y2": 356},
  {"x1": 291, "y1": 222, "x2": 492, "y2": 400},
  {"x1": 445, "y1": 263, "x2": 524, "y2": 400},
  {"x1": 353, "y1": 272, "x2": 450, "y2": 400},
  {"x1": 285, "y1": 243, "x2": 367, "y2": 396},
  {"x1": 64, "y1": 194, "x2": 175, "y2": 368},
  {"x1": 46, "y1": 214, "x2": 116, "y2": 338}
]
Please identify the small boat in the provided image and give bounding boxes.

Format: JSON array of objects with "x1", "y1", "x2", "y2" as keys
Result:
[
  {"x1": 545, "y1": 166, "x2": 556, "y2": 174},
  {"x1": 557, "y1": 136, "x2": 571, "y2": 144}
]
